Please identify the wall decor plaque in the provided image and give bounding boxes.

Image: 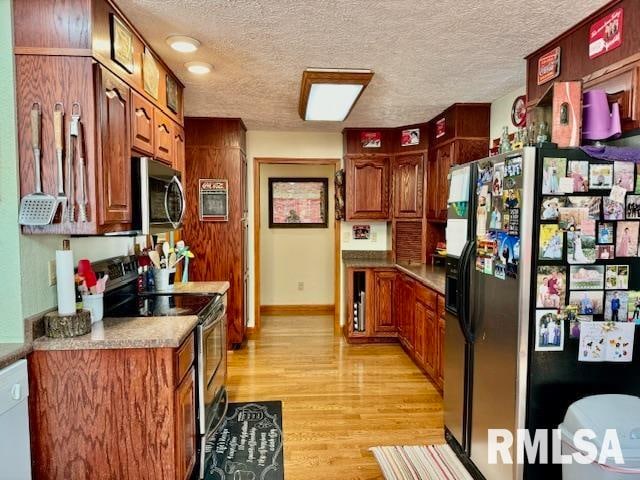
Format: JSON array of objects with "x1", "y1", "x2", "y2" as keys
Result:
[
  {"x1": 537, "y1": 47, "x2": 561, "y2": 85},
  {"x1": 199, "y1": 179, "x2": 228, "y2": 222},
  {"x1": 110, "y1": 14, "x2": 134, "y2": 73},
  {"x1": 143, "y1": 48, "x2": 160, "y2": 99},
  {"x1": 589, "y1": 7, "x2": 623, "y2": 60},
  {"x1": 166, "y1": 75, "x2": 178, "y2": 113}
]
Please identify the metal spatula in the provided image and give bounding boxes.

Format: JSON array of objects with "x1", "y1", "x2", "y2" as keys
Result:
[{"x1": 19, "y1": 103, "x2": 57, "y2": 226}]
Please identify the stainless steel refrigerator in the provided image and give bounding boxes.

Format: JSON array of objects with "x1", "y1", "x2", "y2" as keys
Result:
[
  {"x1": 444, "y1": 148, "x2": 536, "y2": 480},
  {"x1": 444, "y1": 146, "x2": 640, "y2": 480}
]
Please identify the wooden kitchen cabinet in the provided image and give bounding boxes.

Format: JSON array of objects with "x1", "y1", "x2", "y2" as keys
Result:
[
  {"x1": 97, "y1": 65, "x2": 132, "y2": 225},
  {"x1": 345, "y1": 155, "x2": 391, "y2": 220},
  {"x1": 13, "y1": 0, "x2": 185, "y2": 235},
  {"x1": 173, "y1": 123, "x2": 186, "y2": 175},
  {"x1": 155, "y1": 109, "x2": 174, "y2": 165},
  {"x1": 131, "y1": 90, "x2": 155, "y2": 156},
  {"x1": 426, "y1": 142, "x2": 454, "y2": 221},
  {"x1": 28, "y1": 333, "x2": 197, "y2": 479},
  {"x1": 373, "y1": 270, "x2": 396, "y2": 335},
  {"x1": 393, "y1": 153, "x2": 424, "y2": 218},
  {"x1": 175, "y1": 367, "x2": 197, "y2": 480}
]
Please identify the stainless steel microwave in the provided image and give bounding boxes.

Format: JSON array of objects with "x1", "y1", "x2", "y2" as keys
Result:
[{"x1": 132, "y1": 157, "x2": 185, "y2": 234}]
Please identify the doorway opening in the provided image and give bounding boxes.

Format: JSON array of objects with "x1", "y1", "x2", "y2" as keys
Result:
[{"x1": 253, "y1": 157, "x2": 341, "y2": 334}]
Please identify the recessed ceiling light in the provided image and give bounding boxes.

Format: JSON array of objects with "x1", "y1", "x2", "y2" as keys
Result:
[
  {"x1": 185, "y1": 61, "x2": 213, "y2": 74},
  {"x1": 166, "y1": 35, "x2": 200, "y2": 53},
  {"x1": 299, "y1": 68, "x2": 374, "y2": 122}
]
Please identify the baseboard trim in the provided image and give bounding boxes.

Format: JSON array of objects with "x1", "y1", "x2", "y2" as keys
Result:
[{"x1": 260, "y1": 304, "x2": 335, "y2": 316}]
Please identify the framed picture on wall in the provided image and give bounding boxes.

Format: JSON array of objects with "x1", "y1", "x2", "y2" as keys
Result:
[
  {"x1": 268, "y1": 178, "x2": 328, "y2": 228},
  {"x1": 110, "y1": 14, "x2": 134, "y2": 73}
]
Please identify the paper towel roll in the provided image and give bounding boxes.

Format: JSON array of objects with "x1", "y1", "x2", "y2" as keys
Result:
[{"x1": 56, "y1": 249, "x2": 76, "y2": 315}]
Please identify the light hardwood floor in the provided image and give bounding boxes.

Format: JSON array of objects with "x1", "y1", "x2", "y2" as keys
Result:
[{"x1": 227, "y1": 315, "x2": 444, "y2": 479}]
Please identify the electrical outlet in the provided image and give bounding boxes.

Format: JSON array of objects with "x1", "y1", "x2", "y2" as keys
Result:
[
  {"x1": 342, "y1": 230, "x2": 350, "y2": 242},
  {"x1": 48, "y1": 260, "x2": 57, "y2": 286},
  {"x1": 371, "y1": 232, "x2": 378, "y2": 242},
  {"x1": 297, "y1": 281, "x2": 304, "y2": 291}
]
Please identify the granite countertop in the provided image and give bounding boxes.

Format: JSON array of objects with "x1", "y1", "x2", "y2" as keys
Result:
[
  {"x1": 342, "y1": 257, "x2": 397, "y2": 268},
  {"x1": 0, "y1": 343, "x2": 33, "y2": 370},
  {"x1": 168, "y1": 281, "x2": 230, "y2": 295},
  {"x1": 396, "y1": 263, "x2": 446, "y2": 295},
  {"x1": 32, "y1": 315, "x2": 199, "y2": 351},
  {"x1": 342, "y1": 251, "x2": 446, "y2": 294}
]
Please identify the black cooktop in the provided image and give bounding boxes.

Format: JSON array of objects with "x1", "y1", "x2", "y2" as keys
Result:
[{"x1": 105, "y1": 293, "x2": 217, "y2": 318}]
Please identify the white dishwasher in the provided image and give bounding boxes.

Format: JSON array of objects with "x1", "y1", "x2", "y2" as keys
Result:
[{"x1": 0, "y1": 359, "x2": 32, "y2": 480}]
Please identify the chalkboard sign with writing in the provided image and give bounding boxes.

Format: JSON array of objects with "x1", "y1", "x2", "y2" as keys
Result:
[{"x1": 205, "y1": 401, "x2": 284, "y2": 480}]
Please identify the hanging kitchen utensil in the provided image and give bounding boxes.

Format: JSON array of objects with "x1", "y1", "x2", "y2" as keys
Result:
[
  {"x1": 162, "y1": 241, "x2": 170, "y2": 260},
  {"x1": 168, "y1": 252, "x2": 177, "y2": 269},
  {"x1": 76, "y1": 116, "x2": 88, "y2": 222},
  {"x1": 19, "y1": 103, "x2": 58, "y2": 226},
  {"x1": 53, "y1": 102, "x2": 67, "y2": 221},
  {"x1": 65, "y1": 109, "x2": 76, "y2": 222}
]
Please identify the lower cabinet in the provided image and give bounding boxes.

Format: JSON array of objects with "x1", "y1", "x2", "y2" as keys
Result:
[
  {"x1": 28, "y1": 333, "x2": 197, "y2": 480},
  {"x1": 345, "y1": 267, "x2": 445, "y2": 390}
]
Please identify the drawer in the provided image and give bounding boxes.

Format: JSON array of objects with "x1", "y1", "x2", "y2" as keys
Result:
[
  {"x1": 175, "y1": 333, "x2": 195, "y2": 385},
  {"x1": 415, "y1": 284, "x2": 437, "y2": 310}
]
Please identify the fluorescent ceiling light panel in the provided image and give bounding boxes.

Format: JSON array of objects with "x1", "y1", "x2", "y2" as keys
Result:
[
  {"x1": 299, "y1": 68, "x2": 373, "y2": 122},
  {"x1": 305, "y1": 83, "x2": 364, "y2": 121}
]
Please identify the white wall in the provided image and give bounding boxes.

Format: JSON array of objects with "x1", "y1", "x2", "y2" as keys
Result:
[
  {"x1": 259, "y1": 163, "x2": 335, "y2": 306},
  {"x1": 246, "y1": 131, "x2": 344, "y2": 326},
  {"x1": 489, "y1": 86, "x2": 527, "y2": 145}
]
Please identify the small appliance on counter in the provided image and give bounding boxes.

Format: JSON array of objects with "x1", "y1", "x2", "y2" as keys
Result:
[{"x1": 91, "y1": 255, "x2": 227, "y2": 479}]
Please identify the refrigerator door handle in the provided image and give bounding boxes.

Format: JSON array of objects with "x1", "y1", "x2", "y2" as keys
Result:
[{"x1": 457, "y1": 240, "x2": 475, "y2": 344}]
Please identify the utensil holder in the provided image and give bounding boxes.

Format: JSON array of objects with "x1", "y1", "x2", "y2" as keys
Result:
[
  {"x1": 82, "y1": 293, "x2": 104, "y2": 323},
  {"x1": 153, "y1": 268, "x2": 171, "y2": 291}
]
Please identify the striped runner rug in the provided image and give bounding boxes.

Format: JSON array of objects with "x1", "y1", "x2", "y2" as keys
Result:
[{"x1": 371, "y1": 445, "x2": 474, "y2": 480}]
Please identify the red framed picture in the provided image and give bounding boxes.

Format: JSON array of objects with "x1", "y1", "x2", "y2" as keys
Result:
[
  {"x1": 435, "y1": 118, "x2": 446, "y2": 138},
  {"x1": 360, "y1": 132, "x2": 381, "y2": 148},
  {"x1": 511, "y1": 95, "x2": 527, "y2": 127},
  {"x1": 537, "y1": 47, "x2": 561, "y2": 86},
  {"x1": 589, "y1": 7, "x2": 623, "y2": 59}
]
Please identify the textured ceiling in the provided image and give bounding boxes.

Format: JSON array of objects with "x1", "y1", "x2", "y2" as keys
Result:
[{"x1": 117, "y1": 0, "x2": 609, "y2": 131}]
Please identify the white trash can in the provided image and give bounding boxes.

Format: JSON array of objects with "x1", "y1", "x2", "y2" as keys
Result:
[{"x1": 559, "y1": 394, "x2": 640, "y2": 479}]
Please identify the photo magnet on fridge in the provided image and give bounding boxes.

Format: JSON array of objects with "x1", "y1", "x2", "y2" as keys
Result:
[
  {"x1": 558, "y1": 207, "x2": 591, "y2": 231},
  {"x1": 596, "y1": 245, "x2": 615, "y2": 260},
  {"x1": 579, "y1": 322, "x2": 634, "y2": 363},
  {"x1": 489, "y1": 196, "x2": 504, "y2": 231},
  {"x1": 603, "y1": 197, "x2": 625, "y2": 220},
  {"x1": 542, "y1": 157, "x2": 567, "y2": 194},
  {"x1": 605, "y1": 265, "x2": 629, "y2": 290},
  {"x1": 476, "y1": 186, "x2": 490, "y2": 237},
  {"x1": 497, "y1": 234, "x2": 519, "y2": 279},
  {"x1": 492, "y1": 162, "x2": 504, "y2": 196},
  {"x1": 541, "y1": 196, "x2": 565, "y2": 221},
  {"x1": 567, "y1": 230, "x2": 596, "y2": 264},
  {"x1": 614, "y1": 161, "x2": 635, "y2": 191},
  {"x1": 569, "y1": 290, "x2": 604, "y2": 315},
  {"x1": 627, "y1": 291, "x2": 640, "y2": 323},
  {"x1": 504, "y1": 155, "x2": 522, "y2": 177},
  {"x1": 539, "y1": 224, "x2": 563, "y2": 260},
  {"x1": 535, "y1": 310, "x2": 564, "y2": 352},
  {"x1": 566, "y1": 196, "x2": 601, "y2": 219},
  {"x1": 605, "y1": 291, "x2": 628, "y2": 322},
  {"x1": 477, "y1": 160, "x2": 493, "y2": 186},
  {"x1": 615, "y1": 221, "x2": 639, "y2": 257},
  {"x1": 508, "y1": 208, "x2": 520, "y2": 236},
  {"x1": 569, "y1": 265, "x2": 604, "y2": 290},
  {"x1": 625, "y1": 195, "x2": 640, "y2": 219},
  {"x1": 536, "y1": 266, "x2": 566, "y2": 308},
  {"x1": 597, "y1": 222, "x2": 614, "y2": 244},
  {"x1": 567, "y1": 160, "x2": 589, "y2": 192},
  {"x1": 589, "y1": 163, "x2": 614, "y2": 189}
]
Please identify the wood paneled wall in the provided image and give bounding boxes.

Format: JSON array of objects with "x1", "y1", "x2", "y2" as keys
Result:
[
  {"x1": 183, "y1": 118, "x2": 247, "y2": 347},
  {"x1": 526, "y1": 0, "x2": 640, "y2": 105}
]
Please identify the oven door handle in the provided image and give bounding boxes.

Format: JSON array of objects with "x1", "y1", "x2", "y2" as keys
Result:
[{"x1": 202, "y1": 308, "x2": 225, "y2": 332}]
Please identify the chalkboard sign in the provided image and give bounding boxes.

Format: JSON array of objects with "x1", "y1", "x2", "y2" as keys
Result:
[{"x1": 205, "y1": 401, "x2": 284, "y2": 480}]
